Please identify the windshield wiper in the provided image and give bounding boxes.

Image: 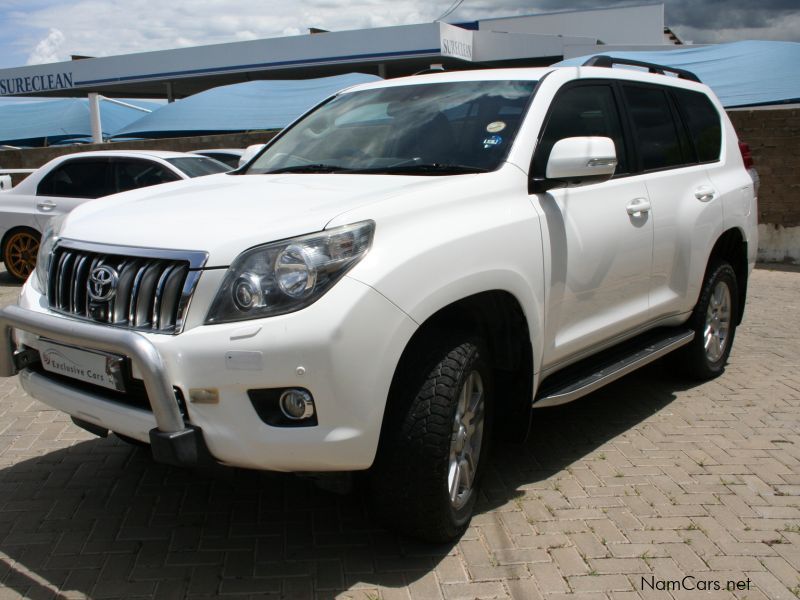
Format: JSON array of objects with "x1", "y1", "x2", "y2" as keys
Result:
[
  {"x1": 356, "y1": 163, "x2": 490, "y2": 175},
  {"x1": 262, "y1": 164, "x2": 353, "y2": 174}
]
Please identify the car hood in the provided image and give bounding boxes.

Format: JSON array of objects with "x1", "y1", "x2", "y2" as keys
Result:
[{"x1": 61, "y1": 172, "x2": 452, "y2": 266}]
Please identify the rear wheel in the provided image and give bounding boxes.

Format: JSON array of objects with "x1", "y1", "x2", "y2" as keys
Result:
[
  {"x1": 680, "y1": 261, "x2": 738, "y2": 380},
  {"x1": 3, "y1": 229, "x2": 40, "y2": 282},
  {"x1": 370, "y1": 335, "x2": 492, "y2": 542}
]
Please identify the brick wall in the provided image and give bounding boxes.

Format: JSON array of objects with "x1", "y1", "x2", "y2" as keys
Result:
[{"x1": 728, "y1": 108, "x2": 800, "y2": 228}]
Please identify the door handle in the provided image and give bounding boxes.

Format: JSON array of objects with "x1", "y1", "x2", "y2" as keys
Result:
[
  {"x1": 694, "y1": 186, "x2": 716, "y2": 202},
  {"x1": 37, "y1": 200, "x2": 57, "y2": 211},
  {"x1": 626, "y1": 198, "x2": 651, "y2": 216}
]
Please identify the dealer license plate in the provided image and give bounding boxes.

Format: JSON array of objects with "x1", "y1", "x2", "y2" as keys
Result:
[{"x1": 38, "y1": 339, "x2": 126, "y2": 392}]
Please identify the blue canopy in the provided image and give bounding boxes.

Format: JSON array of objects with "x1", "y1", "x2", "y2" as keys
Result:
[
  {"x1": 0, "y1": 98, "x2": 158, "y2": 146},
  {"x1": 555, "y1": 40, "x2": 800, "y2": 108},
  {"x1": 113, "y1": 73, "x2": 382, "y2": 139}
]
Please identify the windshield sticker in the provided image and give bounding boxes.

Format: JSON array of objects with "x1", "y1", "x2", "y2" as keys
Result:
[
  {"x1": 486, "y1": 121, "x2": 506, "y2": 133},
  {"x1": 482, "y1": 135, "x2": 503, "y2": 148}
]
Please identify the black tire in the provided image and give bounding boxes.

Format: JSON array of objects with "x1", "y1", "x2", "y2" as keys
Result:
[
  {"x1": 114, "y1": 432, "x2": 149, "y2": 449},
  {"x1": 369, "y1": 335, "x2": 492, "y2": 542},
  {"x1": 679, "y1": 261, "x2": 739, "y2": 380}
]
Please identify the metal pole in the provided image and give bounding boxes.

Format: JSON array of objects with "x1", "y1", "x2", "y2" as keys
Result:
[
  {"x1": 99, "y1": 96, "x2": 152, "y2": 113},
  {"x1": 88, "y1": 92, "x2": 103, "y2": 143}
]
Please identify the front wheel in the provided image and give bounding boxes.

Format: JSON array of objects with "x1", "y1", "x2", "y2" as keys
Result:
[
  {"x1": 3, "y1": 229, "x2": 40, "y2": 282},
  {"x1": 370, "y1": 336, "x2": 492, "y2": 542},
  {"x1": 680, "y1": 261, "x2": 739, "y2": 380}
]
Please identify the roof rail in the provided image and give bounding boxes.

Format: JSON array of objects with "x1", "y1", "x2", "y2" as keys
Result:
[{"x1": 582, "y1": 55, "x2": 701, "y2": 83}]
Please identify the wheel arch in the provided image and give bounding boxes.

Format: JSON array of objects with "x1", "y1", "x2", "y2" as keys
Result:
[
  {"x1": 378, "y1": 290, "x2": 535, "y2": 449},
  {"x1": 705, "y1": 227, "x2": 748, "y2": 324}
]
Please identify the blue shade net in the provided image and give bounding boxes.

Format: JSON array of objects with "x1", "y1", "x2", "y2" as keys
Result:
[
  {"x1": 555, "y1": 40, "x2": 800, "y2": 108},
  {"x1": 0, "y1": 97, "x2": 159, "y2": 146},
  {"x1": 112, "y1": 73, "x2": 382, "y2": 139}
]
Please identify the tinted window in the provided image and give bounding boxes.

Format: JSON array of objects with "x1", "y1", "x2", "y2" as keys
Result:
[
  {"x1": 166, "y1": 157, "x2": 230, "y2": 178},
  {"x1": 113, "y1": 159, "x2": 180, "y2": 193},
  {"x1": 674, "y1": 89, "x2": 721, "y2": 163},
  {"x1": 534, "y1": 84, "x2": 628, "y2": 176},
  {"x1": 37, "y1": 160, "x2": 113, "y2": 198},
  {"x1": 196, "y1": 152, "x2": 239, "y2": 168},
  {"x1": 623, "y1": 85, "x2": 686, "y2": 171}
]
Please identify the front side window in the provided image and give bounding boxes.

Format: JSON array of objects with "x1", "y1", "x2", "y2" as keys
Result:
[
  {"x1": 37, "y1": 160, "x2": 114, "y2": 198},
  {"x1": 113, "y1": 159, "x2": 180, "y2": 193},
  {"x1": 623, "y1": 85, "x2": 687, "y2": 171},
  {"x1": 533, "y1": 84, "x2": 628, "y2": 177},
  {"x1": 196, "y1": 152, "x2": 239, "y2": 168},
  {"x1": 166, "y1": 157, "x2": 230, "y2": 178},
  {"x1": 247, "y1": 80, "x2": 538, "y2": 175}
]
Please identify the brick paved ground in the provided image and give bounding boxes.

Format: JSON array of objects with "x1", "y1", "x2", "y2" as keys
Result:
[{"x1": 0, "y1": 266, "x2": 797, "y2": 599}]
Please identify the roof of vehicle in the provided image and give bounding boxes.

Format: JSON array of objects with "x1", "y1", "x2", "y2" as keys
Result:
[
  {"x1": 48, "y1": 149, "x2": 210, "y2": 160},
  {"x1": 342, "y1": 65, "x2": 710, "y2": 95},
  {"x1": 192, "y1": 149, "x2": 245, "y2": 156}
]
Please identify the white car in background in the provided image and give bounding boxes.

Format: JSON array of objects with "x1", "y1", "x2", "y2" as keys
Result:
[{"x1": 0, "y1": 150, "x2": 229, "y2": 281}]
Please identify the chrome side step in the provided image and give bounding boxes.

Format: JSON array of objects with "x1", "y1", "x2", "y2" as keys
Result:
[{"x1": 533, "y1": 329, "x2": 694, "y2": 409}]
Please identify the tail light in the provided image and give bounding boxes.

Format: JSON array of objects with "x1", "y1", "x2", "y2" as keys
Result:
[{"x1": 738, "y1": 141, "x2": 754, "y2": 169}]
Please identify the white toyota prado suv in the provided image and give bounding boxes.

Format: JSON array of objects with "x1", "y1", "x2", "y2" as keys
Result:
[{"x1": 0, "y1": 58, "x2": 758, "y2": 541}]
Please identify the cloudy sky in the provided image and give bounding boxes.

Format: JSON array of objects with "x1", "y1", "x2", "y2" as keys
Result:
[{"x1": 0, "y1": 0, "x2": 798, "y2": 69}]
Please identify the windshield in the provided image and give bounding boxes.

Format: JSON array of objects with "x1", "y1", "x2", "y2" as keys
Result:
[
  {"x1": 247, "y1": 80, "x2": 537, "y2": 175},
  {"x1": 166, "y1": 157, "x2": 230, "y2": 177}
]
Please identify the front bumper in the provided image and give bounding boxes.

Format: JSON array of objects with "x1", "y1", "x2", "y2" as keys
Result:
[
  {"x1": 0, "y1": 303, "x2": 209, "y2": 466},
  {"x1": 1, "y1": 276, "x2": 417, "y2": 471}
]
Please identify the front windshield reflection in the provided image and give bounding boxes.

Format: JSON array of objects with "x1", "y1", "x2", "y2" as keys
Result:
[{"x1": 248, "y1": 80, "x2": 537, "y2": 175}]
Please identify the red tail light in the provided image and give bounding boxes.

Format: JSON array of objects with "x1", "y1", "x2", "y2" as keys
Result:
[{"x1": 738, "y1": 141, "x2": 754, "y2": 169}]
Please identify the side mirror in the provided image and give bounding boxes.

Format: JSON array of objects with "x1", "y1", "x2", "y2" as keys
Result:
[{"x1": 532, "y1": 136, "x2": 617, "y2": 192}]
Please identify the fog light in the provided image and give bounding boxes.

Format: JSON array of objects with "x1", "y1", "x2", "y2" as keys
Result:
[{"x1": 279, "y1": 389, "x2": 315, "y2": 420}]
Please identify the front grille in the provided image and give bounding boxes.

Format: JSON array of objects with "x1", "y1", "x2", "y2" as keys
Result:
[{"x1": 47, "y1": 243, "x2": 205, "y2": 334}]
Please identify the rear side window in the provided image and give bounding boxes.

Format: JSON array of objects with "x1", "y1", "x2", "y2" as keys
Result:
[
  {"x1": 37, "y1": 160, "x2": 114, "y2": 198},
  {"x1": 622, "y1": 85, "x2": 686, "y2": 171},
  {"x1": 673, "y1": 89, "x2": 722, "y2": 163},
  {"x1": 534, "y1": 84, "x2": 628, "y2": 176}
]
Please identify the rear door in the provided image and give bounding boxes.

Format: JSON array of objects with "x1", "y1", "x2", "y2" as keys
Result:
[
  {"x1": 619, "y1": 84, "x2": 723, "y2": 319},
  {"x1": 531, "y1": 81, "x2": 654, "y2": 368}
]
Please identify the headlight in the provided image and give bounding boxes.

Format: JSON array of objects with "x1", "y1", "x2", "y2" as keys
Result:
[
  {"x1": 32, "y1": 215, "x2": 66, "y2": 293},
  {"x1": 206, "y1": 221, "x2": 374, "y2": 324}
]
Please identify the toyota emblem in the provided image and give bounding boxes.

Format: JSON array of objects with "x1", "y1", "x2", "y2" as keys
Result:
[{"x1": 87, "y1": 265, "x2": 119, "y2": 302}]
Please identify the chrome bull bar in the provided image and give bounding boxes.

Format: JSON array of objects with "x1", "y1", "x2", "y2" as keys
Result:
[{"x1": 0, "y1": 304, "x2": 208, "y2": 465}]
